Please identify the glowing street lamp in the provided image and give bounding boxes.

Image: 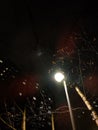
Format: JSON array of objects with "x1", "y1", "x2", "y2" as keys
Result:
[
  {"x1": 54, "y1": 72, "x2": 76, "y2": 130},
  {"x1": 54, "y1": 72, "x2": 64, "y2": 82},
  {"x1": 54, "y1": 72, "x2": 98, "y2": 127}
]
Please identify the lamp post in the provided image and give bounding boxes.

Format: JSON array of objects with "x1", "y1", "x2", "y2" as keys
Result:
[
  {"x1": 54, "y1": 72, "x2": 76, "y2": 130},
  {"x1": 54, "y1": 72, "x2": 98, "y2": 127}
]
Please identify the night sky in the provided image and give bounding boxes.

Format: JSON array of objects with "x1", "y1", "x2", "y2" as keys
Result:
[{"x1": 0, "y1": 1, "x2": 98, "y2": 130}]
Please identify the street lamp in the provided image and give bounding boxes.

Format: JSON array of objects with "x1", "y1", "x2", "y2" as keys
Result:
[
  {"x1": 54, "y1": 72, "x2": 76, "y2": 130},
  {"x1": 54, "y1": 72, "x2": 98, "y2": 127}
]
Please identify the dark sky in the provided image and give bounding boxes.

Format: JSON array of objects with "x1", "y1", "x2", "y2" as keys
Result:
[{"x1": 0, "y1": 1, "x2": 98, "y2": 74}]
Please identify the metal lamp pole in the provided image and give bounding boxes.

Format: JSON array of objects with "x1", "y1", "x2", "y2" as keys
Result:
[
  {"x1": 63, "y1": 80, "x2": 76, "y2": 130},
  {"x1": 54, "y1": 72, "x2": 76, "y2": 130}
]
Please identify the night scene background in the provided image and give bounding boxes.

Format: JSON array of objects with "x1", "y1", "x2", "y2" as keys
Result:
[{"x1": 0, "y1": 0, "x2": 98, "y2": 130}]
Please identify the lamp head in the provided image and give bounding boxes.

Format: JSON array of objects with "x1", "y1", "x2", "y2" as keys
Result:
[{"x1": 54, "y1": 72, "x2": 64, "y2": 82}]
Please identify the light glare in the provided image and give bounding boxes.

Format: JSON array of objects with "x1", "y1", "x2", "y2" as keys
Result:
[{"x1": 54, "y1": 72, "x2": 64, "y2": 82}]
